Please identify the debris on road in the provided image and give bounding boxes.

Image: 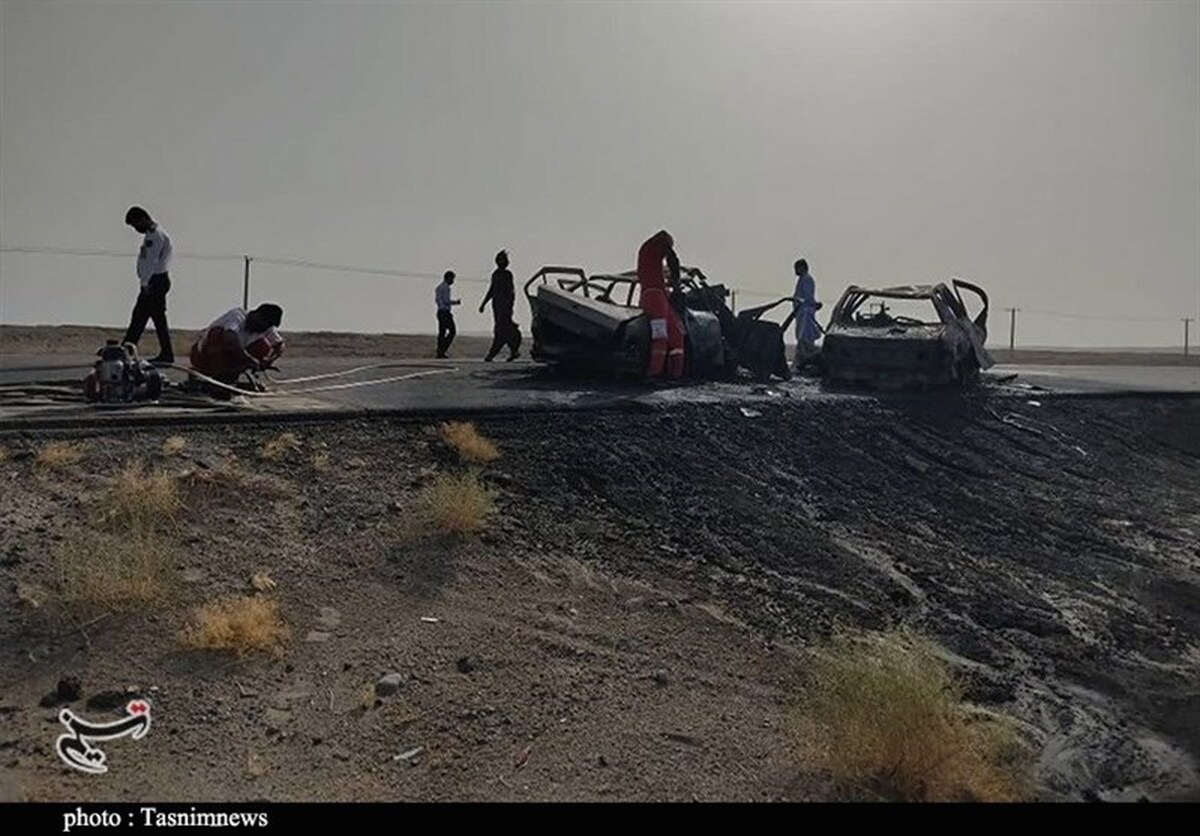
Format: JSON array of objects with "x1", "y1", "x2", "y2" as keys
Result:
[
  {"x1": 393, "y1": 746, "x2": 425, "y2": 765},
  {"x1": 39, "y1": 675, "x2": 82, "y2": 707}
]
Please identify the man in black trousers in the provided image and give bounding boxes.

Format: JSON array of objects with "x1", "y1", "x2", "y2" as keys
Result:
[
  {"x1": 434, "y1": 270, "x2": 461, "y2": 358},
  {"x1": 122, "y1": 205, "x2": 175, "y2": 364},
  {"x1": 479, "y1": 249, "x2": 521, "y2": 362}
]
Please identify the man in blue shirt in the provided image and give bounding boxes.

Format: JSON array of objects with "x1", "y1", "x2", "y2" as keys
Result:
[{"x1": 435, "y1": 271, "x2": 461, "y2": 358}]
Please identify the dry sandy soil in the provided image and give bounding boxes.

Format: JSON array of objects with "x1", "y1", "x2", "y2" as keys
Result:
[
  {"x1": 0, "y1": 393, "x2": 1198, "y2": 802},
  {"x1": 4, "y1": 324, "x2": 1197, "y2": 366},
  {"x1": 1, "y1": 325, "x2": 490, "y2": 361}
]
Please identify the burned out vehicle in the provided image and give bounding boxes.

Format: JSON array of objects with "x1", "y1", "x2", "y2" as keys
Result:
[
  {"x1": 523, "y1": 266, "x2": 792, "y2": 381},
  {"x1": 821, "y1": 279, "x2": 993, "y2": 388}
]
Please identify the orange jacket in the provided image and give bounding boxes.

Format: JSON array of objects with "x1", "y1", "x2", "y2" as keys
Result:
[{"x1": 637, "y1": 231, "x2": 674, "y2": 295}]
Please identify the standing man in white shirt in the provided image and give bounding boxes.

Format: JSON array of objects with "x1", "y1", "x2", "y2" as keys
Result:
[
  {"x1": 122, "y1": 206, "x2": 175, "y2": 364},
  {"x1": 434, "y1": 270, "x2": 461, "y2": 358},
  {"x1": 792, "y1": 257, "x2": 822, "y2": 372}
]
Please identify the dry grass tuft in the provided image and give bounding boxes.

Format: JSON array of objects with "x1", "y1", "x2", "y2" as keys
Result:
[
  {"x1": 0, "y1": 445, "x2": 9, "y2": 465},
  {"x1": 259, "y1": 432, "x2": 302, "y2": 462},
  {"x1": 15, "y1": 581, "x2": 48, "y2": 609},
  {"x1": 57, "y1": 533, "x2": 176, "y2": 614},
  {"x1": 177, "y1": 465, "x2": 292, "y2": 506},
  {"x1": 98, "y1": 461, "x2": 182, "y2": 535},
  {"x1": 794, "y1": 628, "x2": 1029, "y2": 802},
  {"x1": 181, "y1": 595, "x2": 290, "y2": 654},
  {"x1": 35, "y1": 441, "x2": 85, "y2": 470},
  {"x1": 418, "y1": 471, "x2": 494, "y2": 534},
  {"x1": 310, "y1": 451, "x2": 331, "y2": 472},
  {"x1": 556, "y1": 556, "x2": 619, "y2": 594},
  {"x1": 438, "y1": 421, "x2": 500, "y2": 464},
  {"x1": 249, "y1": 571, "x2": 276, "y2": 592},
  {"x1": 161, "y1": 435, "x2": 187, "y2": 457},
  {"x1": 177, "y1": 465, "x2": 247, "y2": 501}
]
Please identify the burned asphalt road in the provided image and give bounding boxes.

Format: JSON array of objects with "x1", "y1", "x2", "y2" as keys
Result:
[
  {"x1": 991, "y1": 364, "x2": 1200, "y2": 395},
  {"x1": 2, "y1": 353, "x2": 1199, "y2": 428}
]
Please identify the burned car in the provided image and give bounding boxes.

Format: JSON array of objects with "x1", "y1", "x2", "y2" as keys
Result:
[
  {"x1": 523, "y1": 266, "x2": 792, "y2": 381},
  {"x1": 821, "y1": 279, "x2": 993, "y2": 388}
]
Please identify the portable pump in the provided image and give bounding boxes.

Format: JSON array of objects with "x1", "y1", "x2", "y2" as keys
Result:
[{"x1": 83, "y1": 341, "x2": 163, "y2": 404}]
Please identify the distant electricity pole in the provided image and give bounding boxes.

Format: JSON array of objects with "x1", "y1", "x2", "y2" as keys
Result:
[
  {"x1": 1004, "y1": 307, "x2": 1018, "y2": 353},
  {"x1": 243, "y1": 256, "x2": 252, "y2": 309},
  {"x1": 1185, "y1": 317, "x2": 1194, "y2": 358}
]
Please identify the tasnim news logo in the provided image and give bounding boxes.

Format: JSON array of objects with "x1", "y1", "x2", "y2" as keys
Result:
[
  {"x1": 55, "y1": 700, "x2": 151, "y2": 774},
  {"x1": 63, "y1": 808, "x2": 270, "y2": 831}
]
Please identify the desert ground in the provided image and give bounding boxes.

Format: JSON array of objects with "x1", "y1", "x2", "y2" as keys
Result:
[
  {"x1": 1, "y1": 325, "x2": 491, "y2": 363},
  {"x1": 3, "y1": 323, "x2": 1198, "y2": 367},
  {"x1": 1, "y1": 391, "x2": 1198, "y2": 802}
]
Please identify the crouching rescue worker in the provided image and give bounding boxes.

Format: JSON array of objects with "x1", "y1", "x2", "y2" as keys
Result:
[
  {"x1": 636, "y1": 230, "x2": 685, "y2": 379},
  {"x1": 189, "y1": 303, "x2": 285, "y2": 387}
]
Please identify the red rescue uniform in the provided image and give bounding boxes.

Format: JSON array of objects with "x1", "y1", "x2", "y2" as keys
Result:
[
  {"x1": 636, "y1": 231, "x2": 685, "y2": 379},
  {"x1": 189, "y1": 308, "x2": 284, "y2": 384}
]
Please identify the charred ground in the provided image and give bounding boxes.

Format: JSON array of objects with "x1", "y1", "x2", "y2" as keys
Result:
[{"x1": 1, "y1": 392, "x2": 1198, "y2": 801}]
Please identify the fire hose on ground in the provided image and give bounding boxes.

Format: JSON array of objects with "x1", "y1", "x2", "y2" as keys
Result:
[{"x1": 162, "y1": 361, "x2": 458, "y2": 398}]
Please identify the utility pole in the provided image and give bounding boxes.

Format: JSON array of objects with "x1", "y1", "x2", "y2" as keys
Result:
[
  {"x1": 1005, "y1": 307, "x2": 1018, "y2": 354},
  {"x1": 1185, "y1": 317, "x2": 1194, "y2": 358},
  {"x1": 243, "y1": 256, "x2": 252, "y2": 309}
]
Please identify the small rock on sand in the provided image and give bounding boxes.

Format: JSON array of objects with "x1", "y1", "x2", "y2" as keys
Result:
[{"x1": 375, "y1": 673, "x2": 406, "y2": 697}]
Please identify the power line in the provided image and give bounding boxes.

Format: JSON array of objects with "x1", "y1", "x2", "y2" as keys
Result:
[
  {"x1": 0, "y1": 245, "x2": 240, "y2": 262},
  {"x1": 0, "y1": 245, "x2": 486, "y2": 283},
  {"x1": 251, "y1": 256, "x2": 485, "y2": 284},
  {"x1": 3, "y1": 245, "x2": 1193, "y2": 322},
  {"x1": 1021, "y1": 307, "x2": 1179, "y2": 323}
]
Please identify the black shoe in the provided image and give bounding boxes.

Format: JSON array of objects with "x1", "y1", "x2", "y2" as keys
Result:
[
  {"x1": 150, "y1": 354, "x2": 175, "y2": 365},
  {"x1": 506, "y1": 351, "x2": 520, "y2": 362}
]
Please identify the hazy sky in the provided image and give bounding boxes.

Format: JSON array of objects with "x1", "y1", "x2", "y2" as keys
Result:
[{"x1": 2, "y1": 0, "x2": 1197, "y2": 347}]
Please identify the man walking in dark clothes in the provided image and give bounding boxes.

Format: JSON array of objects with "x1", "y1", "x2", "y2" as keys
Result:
[
  {"x1": 479, "y1": 249, "x2": 521, "y2": 362},
  {"x1": 122, "y1": 205, "x2": 175, "y2": 364}
]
